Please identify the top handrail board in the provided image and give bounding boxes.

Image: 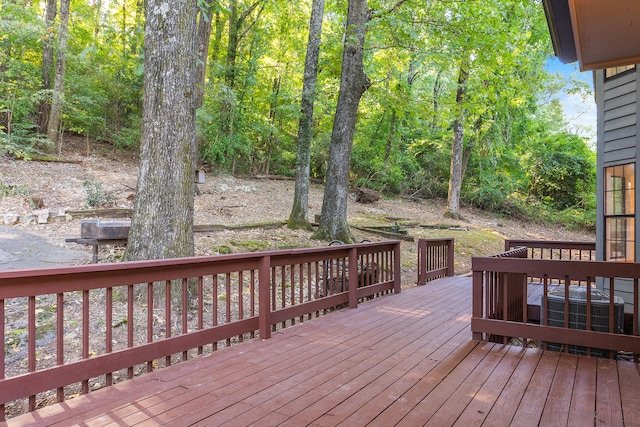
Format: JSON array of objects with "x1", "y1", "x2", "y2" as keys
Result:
[
  {"x1": 472, "y1": 256, "x2": 640, "y2": 280},
  {"x1": 504, "y1": 239, "x2": 596, "y2": 251},
  {"x1": 0, "y1": 241, "x2": 401, "y2": 299}
]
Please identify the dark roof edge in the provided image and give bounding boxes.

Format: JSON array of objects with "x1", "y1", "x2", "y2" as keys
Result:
[{"x1": 542, "y1": 0, "x2": 577, "y2": 64}]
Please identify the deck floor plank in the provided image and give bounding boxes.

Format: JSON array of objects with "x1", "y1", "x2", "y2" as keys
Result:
[
  {"x1": 336, "y1": 325, "x2": 472, "y2": 426},
  {"x1": 595, "y1": 358, "x2": 624, "y2": 427},
  {"x1": 502, "y1": 346, "x2": 560, "y2": 427},
  {"x1": 390, "y1": 341, "x2": 497, "y2": 426},
  {"x1": 618, "y1": 361, "x2": 640, "y2": 426},
  {"x1": 538, "y1": 353, "x2": 578, "y2": 427},
  {"x1": 567, "y1": 356, "x2": 597, "y2": 426},
  {"x1": 422, "y1": 343, "x2": 510, "y2": 426},
  {"x1": 2, "y1": 276, "x2": 637, "y2": 427},
  {"x1": 275, "y1": 291, "x2": 472, "y2": 425},
  {"x1": 480, "y1": 347, "x2": 543, "y2": 427},
  {"x1": 451, "y1": 345, "x2": 527, "y2": 426}
]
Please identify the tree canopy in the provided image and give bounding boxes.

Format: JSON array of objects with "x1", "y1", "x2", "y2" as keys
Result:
[{"x1": 1, "y1": 0, "x2": 597, "y2": 237}]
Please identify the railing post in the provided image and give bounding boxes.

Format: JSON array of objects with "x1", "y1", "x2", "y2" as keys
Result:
[
  {"x1": 447, "y1": 238, "x2": 455, "y2": 277},
  {"x1": 472, "y1": 269, "x2": 484, "y2": 341},
  {"x1": 394, "y1": 242, "x2": 402, "y2": 294},
  {"x1": 258, "y1": 255, "x2": 272, "y2": 339},
  {"x1": 417, "y1": 239, "x2": 426, "y2": 286},
  {"x1": 348, "y1": 247, "x2": 358, "y2": 309}
]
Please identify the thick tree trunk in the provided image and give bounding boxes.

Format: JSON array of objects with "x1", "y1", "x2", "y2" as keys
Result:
[
  {"x1": 313, "y1": 0, "x2": 371, "y2": 243},
  {"x1": 37, "y1": 0, "x2": 57, "y2": 134},
  {"x1": 289, "y1": 0, "x2": 325, "y2": 231},
  {"x1": 125, "y1": 0, "x2": 198, "y2": 261},
  {"x1": 46, "y1": 0, "x2": 70, "y2": 146},
  {"x1": 445, "y1": 65, "x2": 469, "y2": 219}
]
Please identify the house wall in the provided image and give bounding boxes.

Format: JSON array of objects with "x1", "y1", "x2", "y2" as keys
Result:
[{"x1": 595, "y1": 67, "x2": 639, "y2": 310}]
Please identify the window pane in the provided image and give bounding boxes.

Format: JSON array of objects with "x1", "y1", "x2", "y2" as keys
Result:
[
  {"x1": 605, "y1": 164, "x2": 635, "y2": 215},
  {"x1": 606, "y1": 217, "x2": 635, "y2": 262}
]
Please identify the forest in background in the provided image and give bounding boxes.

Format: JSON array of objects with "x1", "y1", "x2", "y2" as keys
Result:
[{"x1": 1, "y1": 0, "x2": 595, "y2": 230}]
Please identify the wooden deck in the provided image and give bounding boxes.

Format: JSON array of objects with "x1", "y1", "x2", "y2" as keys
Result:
[{"x1": 4, "y1": 276, "x2": 640, "y2": 427}]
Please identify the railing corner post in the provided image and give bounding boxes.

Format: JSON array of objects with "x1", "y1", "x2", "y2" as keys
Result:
[
  {"x1": 472, "y1": 269, "x2": 484, "y2": 341},
  {"x1": 417, "y1": 239, "x2": 426, "y2": 286},
  {"x1": 394, "y1": 241, "x2": 402, "y2": 294},
  {"x1": 447, "y1": 238, "x2": 455, "y2": 277},
  {"x1": 348, "y1": 247, "x2": 358, "y2": 308},
  {"x1": 258, "y1": 255, "x2": 272, "y2": 339}
]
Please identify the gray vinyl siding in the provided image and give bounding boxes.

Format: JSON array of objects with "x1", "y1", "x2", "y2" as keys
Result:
[
  {"x1": 597, "y1": 68, "x2": 639, "y2": 307},
  {"x1": 601, "y1": 70, "x2": 637, "y2": 164}
]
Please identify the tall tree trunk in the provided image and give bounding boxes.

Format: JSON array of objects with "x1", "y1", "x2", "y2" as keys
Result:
[
  {"x1": 195, "y1": 1, "x2": 215, "y2": 109},
  {"x1": 37, "y1": 0, "x2": 57, "y2": 134},
  {"x1": 431, "y1": 69, "x2": 443, "y2": 132},
  {"x1": 385, "y1": 109, "x2": 396, "y2": 162},
  {"x1": 445, "y1": 64, "x2": 469, "y2": 219},
  {"x1": 46, "y1": 0, "x2": 70, "y2": 145},
  {"x1": 125, "y1": 0, "x2": 198, "y2": 262},
  {"x1": 313, "y1": 0, "x2": 371, "y2": 243},
  {"x1": 225, "y1": 0, "x2": 239, "y2": 87},
  {"x1": 288, "y1": 0, "x2": 325, "y2": 231},
  {"x1": 224, "y1": 0, "x2": 262, "y2": 88}
]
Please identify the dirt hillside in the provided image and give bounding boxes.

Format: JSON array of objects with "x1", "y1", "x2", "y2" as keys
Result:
[{"x1": 0, "y1": 138, "x2": 595, "y2": 284}]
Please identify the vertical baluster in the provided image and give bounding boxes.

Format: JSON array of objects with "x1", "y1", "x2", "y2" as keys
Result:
[
  {"x1": 28, "y1": 295, "x2": 36, "y2": 410},
  {"x1": 147, "y1": 282, "x2": 154, "y2": 372},
  {"x1": 585, "y1": 277, "x2": 592, "y2": 358},
  {"x1": 281, "y1": 266, "x2": 288, "y2": 327},
  {"x1": 238, "y1": 271, "x2": 244, "y2": 340},
  {"x1": 1, "y1": 299, "x2": 5, "y2": 420},
  {"x1": 634, "y1": 278, "x2": 639, "y2": 363},
  {"x1": 306, "y1": 263, "x2": 312, "y2": 319},
  {"x1": 198, "y1": 276, "x2": 204, "y2": 354},
  {"x1": 522, "y1": 274, "x2": 527, "y2": 348},
  {"x1": 165, "y1": 280, "x2": 172, "y2": 366},
  {"x1": 225, "y1": 272, "x2": 231, "y2": 346},
  {"x1": 417, "y1": 240, "x2": 422, "y2": 284},
  {"x1": 289, "y1": 265, "x2": 296, "y2": 326},
  {"x1": 299, "y1": 263, "x2": 304, "y2": 322},
  {"x1": 82, "y1": 290, "x2": 90, "y2": 394},
  {"x1": 250, "y1": 270, "x2": 256, "y2": 338},
  {"x1": 271, "y1": 267, "x2": 277, "y2": 331},
  {"x1": 127, "y1": 284, "x2": 134, "y2": 378},
  {"x1": 563, "y1": 276, "x2": 570, "y2": 353},
  {"x1": 542, "y1": 275, "x2": 548, "y2": 350},
  {"x1": 182, "y1": 278, "x2": 188, "y2": 360},
  {"x1": 27, "y1": 296, "x2": 36, "y2": 411},
  {"x1": 106, "y1": 287, "x2": 113, "y2": 385},
  {"x1": 608, "y1": 277, "x2": 615, "y2": 359},
  {"x1": 56, "y1": 293, "x2": 65, "y2": 401},
  {"x1": 315, "y1": 262, "x2": 321, "y2": 317},
  {"x1": 212, "y1": 275, "x2": 218, "y2": 351}
]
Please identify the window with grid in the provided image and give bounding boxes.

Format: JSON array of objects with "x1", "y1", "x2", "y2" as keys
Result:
[{"x1": 605, "y1": 164, "x2": 635, "y2": 262}]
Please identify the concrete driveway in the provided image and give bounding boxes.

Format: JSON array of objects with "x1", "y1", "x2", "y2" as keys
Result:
[{"x1": 0, "y1": 225, "x2": 90, "y2": 270}]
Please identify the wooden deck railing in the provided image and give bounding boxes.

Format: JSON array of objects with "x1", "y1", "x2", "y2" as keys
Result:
[
  {"x1": 505, "y1": 239, "x2": 596, "y2": 261},
  {"x1": 417, "y1": 238, "x2": 455, "y2": 285},
  {"x1": 472, "y1": 248, "x2": 640, "y2": 361},
  {"x1": 0, "y1": 240, "x2": 400, "y2": 420}
]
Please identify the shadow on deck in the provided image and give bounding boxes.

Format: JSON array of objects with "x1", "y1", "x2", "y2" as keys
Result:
[{"x1": 4, "y1": 276, "x2": 640, "y2": 426}]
